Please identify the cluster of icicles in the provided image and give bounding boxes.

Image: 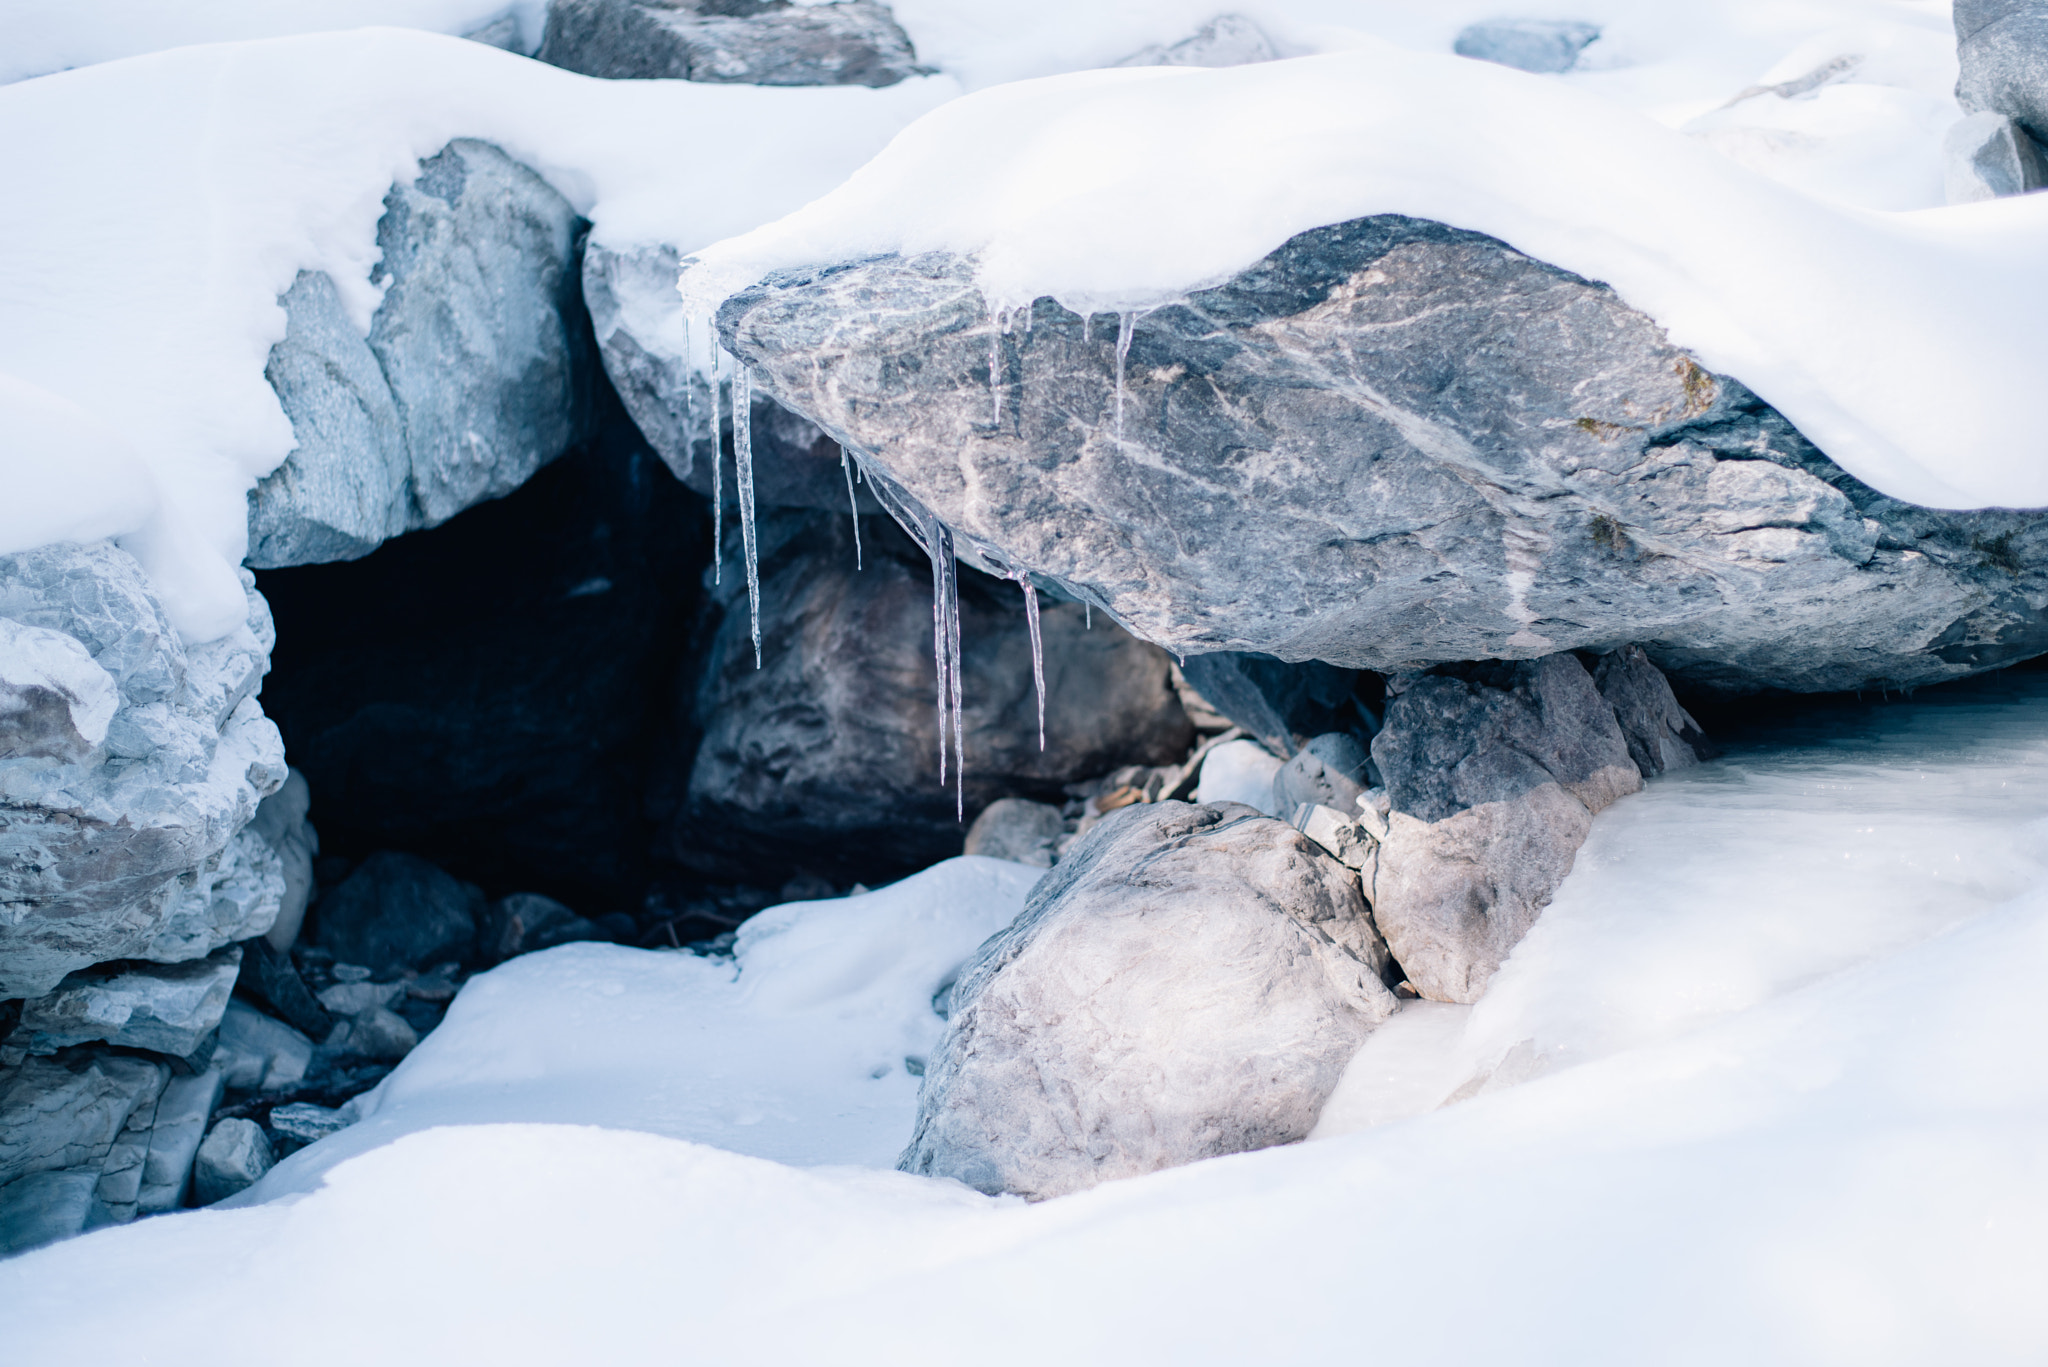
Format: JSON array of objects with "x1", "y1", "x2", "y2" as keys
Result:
[{"x1": 682, "y1": 320, "x2": 1065, "y2": 820}]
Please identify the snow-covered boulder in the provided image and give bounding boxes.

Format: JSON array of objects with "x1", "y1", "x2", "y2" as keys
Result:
[
  {"x1": 0, "y1": 540, "x2": 285, "y2": 999},
  {"x1": 1956, "y1": 0, "x2": 2048, "y2": 145},
  {"x1": 670, "y1": 509, "x2": 1193, "y2": 883},
  {"x1": 1453, "y1": 19, "x2": 1601, "y2": 74},
  {"x1": 717, "y1": 216, "x2": 2048, "y2": 695},
  {"x1": 247, "y1": 139, "x2": 596, "y2": 568},
  {"x1": 900, "y1": 800, "x2": 1397, "y2": 1199},
  {"x1": 536, "y1": 0, "x2": 923, "y2": 86},
  {"x1": 1365, "y1": 653, "x2": 1645, "y2": 1003}
]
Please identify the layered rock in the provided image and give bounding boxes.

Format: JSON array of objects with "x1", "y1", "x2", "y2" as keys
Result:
[
  {"x1": 714, "y1": 215, "x2": 2048, "y2": 695},
  {"x1": 900, "y1": 800, "x2": 1396, "y2": 1199},
  {"x1": 0, "y1": 540, "x2": 286, "y2": 998},
  {"x1": 537, "y1": 0, "x2": 923, "y2": 86},
  {"x1": 668, "y1": 509, "x2": 1194, "y2": 882},
  {"x1": 248, "y1": 139, "x2": 597, "y2": 568}
]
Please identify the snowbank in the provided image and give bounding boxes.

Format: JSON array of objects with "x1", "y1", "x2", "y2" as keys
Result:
[
  {"x1": 11, "y1": 678, "x2": 2048, "y2": 1361},
  {"x1": 0, "y1": 29, "x2": 954, "y2": 641},
  {"x1": 681, "y1": 39, "x2": 2048, "y2": 512}
]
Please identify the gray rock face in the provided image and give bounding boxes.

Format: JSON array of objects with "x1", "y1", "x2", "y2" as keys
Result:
[
  {"x1": 10, "y1": 947, "x2": 242, "y2": 1057},
  {"x1": 961, "y1": 797, "x2": 1065, "y2": 867},
  {"x1": 0, "y1": 540, "x2": 286, "y2": 998},
  {"x1": 213, "y1": 1000, "x2": 315, "y2": 1092},
  {"x1": 249, "y1": 139, "x2": 596, "y2": 568},
  {"x1": 192, "y1": 1117, "x2": 273, "y2": 1206},
  {"x1": 585, "y1": 240, "x2": 886, "y2": 516},
  {"x1": 1593, "y1": 644, "x2": 1711, "y2": 777},
  {"x1": 718, "y1": 216, "x2": 2048, "y2": 696},
  {"x1": 670, "y1": 509, "x2": 1194, "y2": 882},
  {"x1": 0, "y1": 1048, "x2": 171, "y2": 1248},
  {"x1": 1944, "y1": 110, "x2": 2048, "y2": 201},
  {"x1": 137, "y1": 1068, "x2": 225, "y2": 1214},
  {"x1": 1175, "y1": 652, "x2": 1369, "y2": 759},
  {"x1": 311, "y1": 851, "x2": 481, "y2": 977},
  {"x1": 537, "y1": 0, "x2": 923, "y2": 85},
  {"x1": 1453, "y1": 18, "x2": 1602, "y2": 73},
  {"x1": 901, "y1": 801, "x2": 1396, "y2": 1199},
  {"x1": 480, "y1": 891, "x2": 605, "y2": 962},
  {"x1": 1956, "y1": 0, "x2": 2048, "y2": 144},
  {"x1": 1366, "y1": 653, "x2": 1643, "y2": 1003}
]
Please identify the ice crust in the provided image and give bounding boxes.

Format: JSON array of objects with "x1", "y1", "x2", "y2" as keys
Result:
[{"x1": 9, "y1": 673, "x2": 2048, "y2": 1359}]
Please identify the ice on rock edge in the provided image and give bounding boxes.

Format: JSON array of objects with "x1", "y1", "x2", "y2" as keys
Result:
[{"x1": 735, "y1": 360, "x2": 762, "y2": 669}]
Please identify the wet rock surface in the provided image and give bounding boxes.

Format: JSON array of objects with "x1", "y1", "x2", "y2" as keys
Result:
[
  {"x1": 668, "y1": 508, "x2": 1195, "y2": 884},
  {"x1": 901, "y1": 800, "x2": 1396, "y2": 1199},
  {"x1": 537, "y1": 0, "x2": 924, "y2": 86},
  {"x1": 718, "y1": 215, "x2": 2048, "y2": 696},
  {"x1": 248, "y1": 139, "x2": 597, "y2": 569}
]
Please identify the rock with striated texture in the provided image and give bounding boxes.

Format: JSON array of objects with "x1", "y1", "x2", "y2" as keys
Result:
[
  {"x1": 716, "y1": 215, "x2": 2048, "y2": 696},
  {"x1": 668, "y1": 509, "x2": 1194, "y2": 883},
  {"x1": 248, "y1": 139, "x2": 596, "y2": 568},
  {"x1": 1365, "y1": 653, "x2": 1643, "y2": 1003},
  {"x1": 0, "y1": 540, "x2": 285, "y2": 998},
  {"x1": 537, "y1": 0, "x2": 923, "y2": 86},
  {"x1": 10, "y1": 947, "x2": 242, "y2": 1057},
  {"x1": 900, "y1": 800, "x2": 1396, "y2": 1199}
]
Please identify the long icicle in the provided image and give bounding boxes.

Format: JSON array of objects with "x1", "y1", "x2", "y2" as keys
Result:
[
  {"x1": 680, "y1": 316, "x2": 696, "y2": 449},
  {"x1": 1017, "y1": 571, "x2": 1045, "y2": 751},
  {"x1": 707, "y1": 343, "x2": 722, "y2": 585},
  {"x1": 840, "y1": 443, "x2": 862, "y2": 570},
  {"x1": 941, "y1": 524, "x2": 964, "y2": 818},
  {"x1": 928, "y1": 512, "x2": 950, "y2": 785},
  {"x1": 1114, "y1": 311, "x2": 1135, "y2": 451},
  {"x1": 734, "y1": 359, "x2": 761, "y2": 669}
]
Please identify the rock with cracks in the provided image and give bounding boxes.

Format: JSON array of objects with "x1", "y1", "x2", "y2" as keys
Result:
[
  {"x1": 537, "y1": 0, "x2": 923, "y2": 86},
  {"x1": 716, "y1": 215, "x2": 2048, "y2": 696},
  {"x1": 900, "y1": 800, "x2": 1396, "y2": 1200},
  {"x1": 0, "y1": 540, "x2": 286, "y2": 998},
  {"x1": 1364, "y1": 652, "x2": 1646, "y2": 1003}
]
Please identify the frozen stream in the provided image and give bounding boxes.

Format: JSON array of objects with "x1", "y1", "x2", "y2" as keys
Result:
[{"x1": 8, "y1": 669, "x2": 2048, "y2": 1362}]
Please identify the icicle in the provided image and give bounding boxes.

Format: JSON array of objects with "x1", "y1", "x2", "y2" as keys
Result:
[
  {"x1": 840, "y1": 444, "x2": 862, "y2": 571},
  {"x1": 1114, "y1": 311, "x2": 1135, "y2": 451},
  {"x1": 707, "y1": 349, "x2": 722, "y2": 586},
  {"x1": 1085, "y1": 601, "x2": 1092, "y2": 630},
  {"x1": 1016, "y1": 571, "x2": 1045, "y2": 751},
  {"x1": 734, "y1": 360, "x2": 761, "y2": 669},
  {"x1": 928, "y1": 513, "x2": 950, "y2": 785},
  {"x1": 942, "y1": 524, "x2": 965, "y2": 819},
  {"x1": 680, "y1": 317, "x2": 696, "y2": 443},
  {"x1": 1083, "y1": 313, "x2": 1092, "y2": 344}
]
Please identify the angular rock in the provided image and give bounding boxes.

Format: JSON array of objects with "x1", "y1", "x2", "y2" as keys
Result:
[
  {"x1": 213, "y1": 1001, "x2": 315, "y2": 1093},
  {"x1": 11, "y1": 947, "x2": 242, "y2": 1057},
  {"x1": 266, "y1": 1101, "x2": 352, "y2": 1148},
  {"x1": 1175, "y1": 651, "x2": 1372, "y2": 758},
  {"x1": 668, "y1": 509, "x2": 1194, "y2": 882},
  {"x1": 315, "y1": 980, "x2": 405, "y2": 1017},
  {"x1": 137, "y1": 1068, "x2": 225, "y2": 1214},
  {"x1": 0, "y1": 618, "x2": 118, "y2": 764},
  {"x1": 1944, "y1": 109, "x2": 2048, "y2": 201},
  {"x1": 248, "y1": 139, "x2": 597, "y2": 568},
  {"x1": 1114, "y1": 14, "x2": 1278, "y2": 68},
  {"x1": 1453, "y1": 18, "x2": 1601, "y2": 73},
  {"x1": 719, "y1": 215, "x2": 2048, "y2": 696},
  {"x1": 0, "y1": 1049, "x2": 170, "y2": 1239},
  {"x1": 324, "y1": 1006, "x2": 418, "y2": 1062},
  {"x1": 961, "y1": 798, "x2": 1065, "y2": 867},
  {"x1": 1956, "y1": 0, "x2": 2048, "y2": 144},
  {"x1": 311, "y1": 851, "x2": 480, "y2": 977},
  {"x1": 0, "y1": 1170, "x2": 101, "y2": 1257},
  {"x1": 1366, "y1": 653, "x2": 1642, "y2": 1003},
  {"x1": 0, "y1": 540, "x2": 286, "y2": 998},
  {"x1": 480, "y1": 891, "x2": 604, "y2": 962},
  {"x1": 233, "y1": 938, "x2": 334, "y2": 1041},
  {"x1": 1272, "y1": 732, "x2": 1373, "y2": 818},
  {"x1": 537, "y1": 0, "x2": 923, "y2": 86},
  {"x1": 900, "y1": 801, "x2": 1396, "y2": 1199},
  {"x1": 1593, "y1": 644, "x2": 1712, "y2": 777},
  {"x1": 191, "y1": 1117, "x2": 274, "y2": 1206}
]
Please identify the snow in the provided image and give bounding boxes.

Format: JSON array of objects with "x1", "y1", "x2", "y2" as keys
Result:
[
  {"x1": 1192, "y1": 737, "x2": 1285, "y2": 815},
  {"x1": 9, "y1": 674, "x2": 2048, "y2": 1360},
  {"x1": 678, "y1": 36, "x2": 2048, "y2": 512},
  {"x1": 0, "y1": 29, "x2": 954, "y2": 640}
]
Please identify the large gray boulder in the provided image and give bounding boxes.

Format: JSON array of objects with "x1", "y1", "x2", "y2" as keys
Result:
[
  {"x1": 9, "y1": 947, "x2": 242, "y2": 1057},
  {"x1": 668, "y1": 509, "x2": 1194, "y2": 882},
  {"x1": 537, "y1": 0, "x2": 923, "y2": 86},
  {"x1": 0, "y1": 540, "x2": 286, "y2": 998},
  {"x1": 715, "y1": 216, "x2": 2048, "y2": 696},
  {"x1": 248, "y1": 139, "x2": 596, "y2": 568},
  {"x1": 900, "y1": 800, "x2": 1396, "y2": 1199},
  {"x1": 1956, "y1": 0, "x2": 2048, "y2": 145},
  {"x1": 1364, "y1": 652, "x2": 1649, "y2": 1003}
]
